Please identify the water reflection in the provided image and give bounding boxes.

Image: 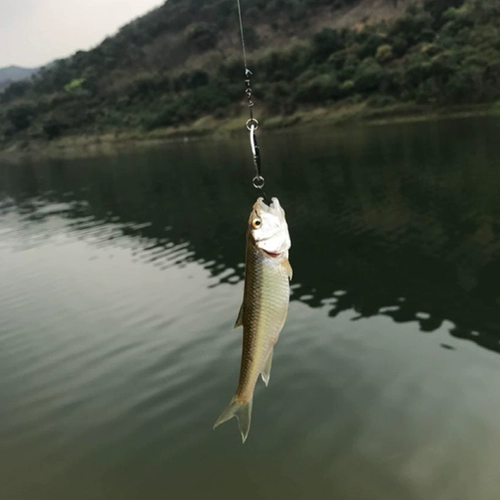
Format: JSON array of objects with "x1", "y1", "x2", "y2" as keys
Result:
[{"x1": 1, "y1": 118, "x2": 500, "y2": 355}]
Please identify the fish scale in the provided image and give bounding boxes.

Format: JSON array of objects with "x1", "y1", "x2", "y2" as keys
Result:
[
  {"x1": 214, "y1": 197, "x2": 292, "y2": 443},
  {"x1": 237, "y1": 241, "x2": 290, "y2": 401}
]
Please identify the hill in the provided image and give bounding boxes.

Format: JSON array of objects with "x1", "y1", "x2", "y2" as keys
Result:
[
  {"x1": 1, "y1": 0, "x2": 500, "y2": 147},
  {"x1": 0, "y1": 66, "x2": 38, "y2": 92}
]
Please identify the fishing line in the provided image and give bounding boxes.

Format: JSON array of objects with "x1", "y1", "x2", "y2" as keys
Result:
[
  {"x1": 236, "y1": 0, "x2": 248, "y2": 71},
  {"x1": 235, "y1": 0, "x2": 271, "y2": 205}
]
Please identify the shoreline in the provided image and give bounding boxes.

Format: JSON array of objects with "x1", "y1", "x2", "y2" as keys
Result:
[{"x1": 1, "y1": 102, "x2": 499, "y2": 162}]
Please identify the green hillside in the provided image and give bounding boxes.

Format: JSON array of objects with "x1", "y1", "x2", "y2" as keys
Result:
[{"x1": 1, "y1": 0, "x2": 500, "y2": 147}]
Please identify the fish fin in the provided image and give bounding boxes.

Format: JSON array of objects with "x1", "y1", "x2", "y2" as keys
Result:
[
  {"x1": 233, "y1": 302, "x2": 244, "y2": 329},
  {"x1": 213, "y1": 397, "x2": 253, "y2": 444},
  {"x1": 260, "y1": 349, "x2": 273, "y2": 387},
  {"x1": 284, "y1": 259, "x2": 293, "y2": 280}
]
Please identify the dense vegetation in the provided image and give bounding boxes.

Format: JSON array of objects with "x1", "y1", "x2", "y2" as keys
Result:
[{"x1": 1, "y1": 0, "x2": 500, "y2": 144}]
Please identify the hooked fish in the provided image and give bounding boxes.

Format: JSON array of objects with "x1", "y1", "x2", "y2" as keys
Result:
[{"x1": 214, "y1": 197, "x2": 292, "y2": 443}]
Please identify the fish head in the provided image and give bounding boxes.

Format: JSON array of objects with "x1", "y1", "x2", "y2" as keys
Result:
[{"x1": 248, "y1": 197, "x2": 291, "y2": 257}]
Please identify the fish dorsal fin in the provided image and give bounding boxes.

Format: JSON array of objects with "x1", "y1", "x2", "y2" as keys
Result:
[
  {"x1": 284, "y1": 259, "x2": 293, "y2": 280},
  {"x1": 233, "y1": 302, "x2": 244, "y2": 329}
]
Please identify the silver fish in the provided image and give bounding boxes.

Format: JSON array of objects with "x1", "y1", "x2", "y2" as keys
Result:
[{"x1": 214, "y1": 197, "x2": 292, "y2": 443}]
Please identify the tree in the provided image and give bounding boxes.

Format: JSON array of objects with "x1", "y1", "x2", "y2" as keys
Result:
[
  {"x1": 353, "y1": 58, "x2": 386, "y2": 93},
  {"x1": 376, "y1": 44, "x2": 393, "y2": 63},
  {"x1": 6, "y1": 100, "x2": 37, "y2": 131},
  {"x1": 186, "y1": 23, "x2": 218, "y2": 52},
  {"x1": 0, "y1": 80, "x2": 31, "y2": 103},
  {"x1": 312, "y1": 29, "x2": 343, "y2": 62},
  {"x1": 295, "y1": 74, "x2": 342, "y2": 102}
]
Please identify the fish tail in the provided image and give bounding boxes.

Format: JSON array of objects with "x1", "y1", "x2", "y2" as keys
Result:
[{"x1": 213, "y1": 396, "x2": 253, "y2": 444}]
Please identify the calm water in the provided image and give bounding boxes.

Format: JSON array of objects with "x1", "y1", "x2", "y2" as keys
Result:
[{"x1": 1, "y1": 118, "x2": 500, "y2": 500}]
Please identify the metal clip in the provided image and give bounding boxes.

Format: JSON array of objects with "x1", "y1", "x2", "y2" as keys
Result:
[
  {"x1": 243, "y1": 68, "x2": 265, "y2": 191},
  {"x1": 247, "y1": 119, "x2": 261, "y2": 168}
]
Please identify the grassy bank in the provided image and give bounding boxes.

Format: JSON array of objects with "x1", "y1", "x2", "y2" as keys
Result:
[{"x1": 1, "y1": 100, "x2": 499, "y2": 162}]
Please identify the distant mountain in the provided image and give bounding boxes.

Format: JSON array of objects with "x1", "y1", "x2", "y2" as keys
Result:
[{"x1": 0, "y1": 66, "x2": 38, "y2": 91}]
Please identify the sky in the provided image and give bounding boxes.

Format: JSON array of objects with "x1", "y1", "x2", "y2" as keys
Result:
[{"x1": 0, "y1": 0, "x2": 164, "y2": 68}]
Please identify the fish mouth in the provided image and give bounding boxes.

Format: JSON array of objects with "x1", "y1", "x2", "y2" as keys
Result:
[
  {"x1": 254, "y1": 197, "x2": 282, "y2": 215},
  {"x1": 262, "y1": 249, "x2": 282, "y2": 258}
]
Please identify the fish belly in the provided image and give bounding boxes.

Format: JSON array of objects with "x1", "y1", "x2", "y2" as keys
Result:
[{"x1": 236, "y1": 243, "x2": 291, "y2": 401}]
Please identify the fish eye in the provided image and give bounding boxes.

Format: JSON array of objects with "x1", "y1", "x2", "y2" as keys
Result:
[{"x1": 251, "y1": 218, "x2": 262, "y2": 229}]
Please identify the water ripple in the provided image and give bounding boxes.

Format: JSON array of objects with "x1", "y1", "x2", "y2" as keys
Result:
[{"x1": 2, "y1": 120, "x2": 500, "y2": 500}]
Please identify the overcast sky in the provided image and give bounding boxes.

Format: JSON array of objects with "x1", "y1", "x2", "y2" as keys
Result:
[{"x1": 0, "y1": 0, "x2": 164, "y2": 68}]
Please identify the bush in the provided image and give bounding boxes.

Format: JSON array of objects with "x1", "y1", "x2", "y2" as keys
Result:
[
  {"x1": 312, "y1": 29, "x2": 343, "y2": 62},
  {"x1": 328, "y1": 50, "x2": 347, "y2": 70},
  {"x1": 356, "y1": 32, "x2": 385, "y2": 59},
  {"x1": 341, "y1": 80, "x2": 355, "y2": 95},
  {"x1": 446, "y1": 65, "x2": 485, "y2": 103},
  {"x1": 295, "y1": 74, "x2": 342, "y2": 102},
  {"x1": 338, "y1": 54, "x2": 360, "y2": 81},
  {"x1": 64, "y1": 78, "x2": 85, "y2": 93},
  {"x1": 353, "y1": 58, "x2": 386, "y2": 93},
  {"x1": 6, "y1": 100, "x2": 37, "y2": 131},
  {"x1": 0, "y1": 80, "x2": 32, "y2": 103},
  {"x1": 42, "y1": 118, "x2": 68, "y2": 139},
  {"x1": 173, "y1": 70, "x2": 209, "y2": 91},
  {"x1": 376, "y1": 44, "x2": 393, "y2": 63},
  {"x1": 367, "y1": 94, "x2": 397, "y2": 107},
  {"x1": 415, "y1": 77, "x2": 439, "y2": 103},
  {"x1": 186, "y1": 23, "x2": 218, "y2": 51}
]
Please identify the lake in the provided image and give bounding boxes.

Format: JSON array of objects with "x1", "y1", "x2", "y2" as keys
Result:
[{"x1": 1, "y1": 117, "x2": 500, "y2": 500}]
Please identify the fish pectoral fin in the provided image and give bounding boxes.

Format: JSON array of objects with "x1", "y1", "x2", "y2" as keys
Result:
[
  {"x1": 213, "y1": 397, "x2": 253, "y2": 444},
  {"x1": 284, "y1": 259, "x2": 293, "y2": 280},
  {"x1": 260, "y1": 349, "x2": 273, "y2": 387},
  {"x1": 233, "y1": 302, "x2": 244, "y2": 329}
]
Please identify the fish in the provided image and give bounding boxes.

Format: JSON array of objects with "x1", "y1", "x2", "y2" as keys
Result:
[{"x1": 213, "y1": 196, "x2": 292, "y2": 443}]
